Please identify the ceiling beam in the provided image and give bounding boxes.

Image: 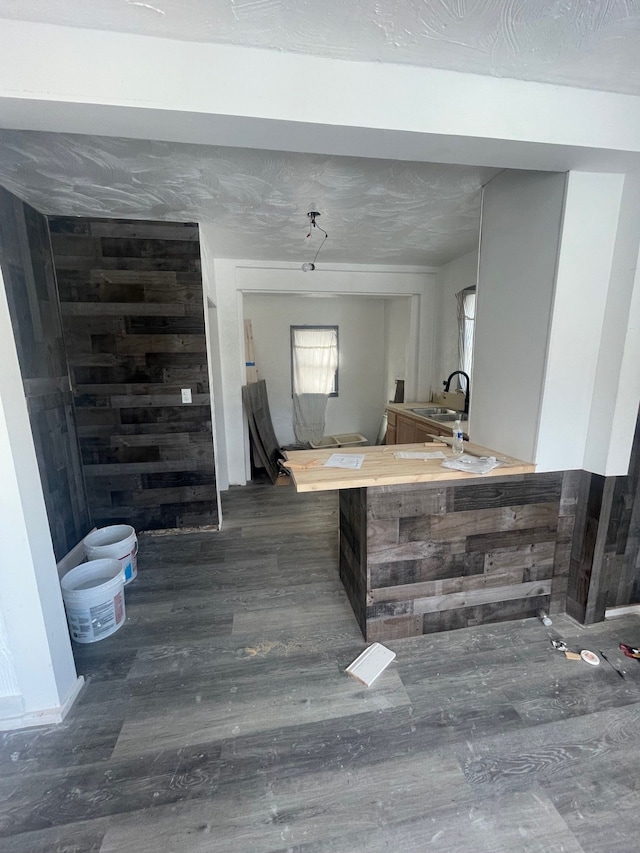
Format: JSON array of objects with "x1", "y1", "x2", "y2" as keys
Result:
[{"x1": 1, "y1": 20, "x2": 640, "y2": 173}]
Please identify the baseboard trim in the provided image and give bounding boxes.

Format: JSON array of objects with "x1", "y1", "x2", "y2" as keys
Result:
[
  {"x1": 56, "y1": 530, "x2": 95, "y2": 580},
  {"x1": 0, "y1": 676, "x2": 85, "y2": 731},
  {"x1": 605, "y1": 604, "x2": 640, "y2": 620}
]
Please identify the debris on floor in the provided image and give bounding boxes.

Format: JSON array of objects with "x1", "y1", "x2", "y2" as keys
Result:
[
  {"x1": 538, "y1": 609, "x2": 553, "y2": 626},
  {"x1": 550, "y1": 639, "x2": 611, "y2": 669},
  {"x1": 139, "y1": 525, "x2": 218, "y2": 536},
  {"x1": 619, "y1": 642, "x2": 640, "y2": 660},
  {"x1": 346, "y1": 642, "x2": 396, "y2": 687}
]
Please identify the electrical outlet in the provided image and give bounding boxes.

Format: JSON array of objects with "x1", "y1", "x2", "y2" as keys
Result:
[{"x1": 181, "y1": 388, "x2": 192, "y2": 404}]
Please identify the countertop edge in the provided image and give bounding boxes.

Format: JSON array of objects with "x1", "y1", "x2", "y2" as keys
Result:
[
  {"x1": 291, "y1": 463, "x2": 535, "y2": 492},
  {"x1": 284, "y1": 441, "x2": 535, "y2": 492}
]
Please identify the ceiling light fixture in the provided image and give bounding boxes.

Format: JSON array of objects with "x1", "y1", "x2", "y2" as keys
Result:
[{"x1": 302, "y1": 211, "x2": 328, "y2": 271}]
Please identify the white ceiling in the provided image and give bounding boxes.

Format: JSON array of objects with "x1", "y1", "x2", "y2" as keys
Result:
[
  {"x1": 2, "y1": 0, "x2": 640, "y2": 95},
  {"x1": 1, "y1": 1, "x2": 638, "y2": 265},
  {"x1": 0, "y1": 131, "x2": 497, "y2": 265}
]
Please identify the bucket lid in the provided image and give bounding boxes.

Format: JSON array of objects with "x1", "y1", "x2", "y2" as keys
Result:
[
  {"x1": 61, "y1": 558, "x2": 123, "y2": 592},
  {"x1": 84, "y1": 524, "x2": 136, "y2": 548}
]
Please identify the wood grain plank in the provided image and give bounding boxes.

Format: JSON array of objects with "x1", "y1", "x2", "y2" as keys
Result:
[
  {"x1": 368, "y1": 566, "x2": 527, "y2": 605},
  {"x1": 430, "y1": 503, "x2": 559, "y2": 539},
  {"x1": 483, "y1": 541, "x2": 556, "y2": 573},
  {"x1": 412, "y1": 579, "x2": 552, "y2": 614},
  {"x1": 61, "y1": 301, "x2": 187, "y2": 316},
  {"x1": 115, "y1": 334, "x2": 207, "y2": 354}
]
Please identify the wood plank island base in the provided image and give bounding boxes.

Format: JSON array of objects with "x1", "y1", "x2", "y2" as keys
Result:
[{"x1": 284, "y1": 442, "x2": 579, "y2": 641}]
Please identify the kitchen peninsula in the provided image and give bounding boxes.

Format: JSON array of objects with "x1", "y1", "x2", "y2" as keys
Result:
[{"x1": 285, "y1": 440, "x2": 578, "y2": 641}]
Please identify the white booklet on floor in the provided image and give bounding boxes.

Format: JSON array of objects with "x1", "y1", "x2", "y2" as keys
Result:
[{"x1": 346, "y1": 642, "x2": 396, "y2": 686}]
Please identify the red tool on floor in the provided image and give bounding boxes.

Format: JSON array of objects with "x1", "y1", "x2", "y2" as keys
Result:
[{"x1": 619, "y1": 643, "x2": 640, "y2": 660}]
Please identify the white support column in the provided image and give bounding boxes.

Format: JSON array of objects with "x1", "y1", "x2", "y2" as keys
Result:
[
  {"x1": 584, "y1": 171, "x2": 640, "y2": 475},
  {"x1": 0, "y1": 269, "x2": 82, "y2": 730},
  {"x1": 472, "y1": 170, "x2": 567, "y2": 463},
  {"x1": 199, "y1": 231, "x2": 248, "y2": 486},
  {"x1": 538, "y1": 171, "x2": 626, "y2": 472},
  {"x1": 474, "y1": 169, "x2": 640, "y2": 476}
]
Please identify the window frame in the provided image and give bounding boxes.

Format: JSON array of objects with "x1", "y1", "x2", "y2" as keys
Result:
[
  {"x1": 290, "y1": 324, "x2": 339, "y2": 398},
  {"x1": 458, "y1": 286, "x2": 476, "y2": 383}
]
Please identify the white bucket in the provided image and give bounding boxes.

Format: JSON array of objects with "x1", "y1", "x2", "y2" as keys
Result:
[
  {"x1": 60, "y1": 558, "x2": 126, "y2": 644},
  {"x1": 84, "y1": 524, "x2": 138, "y2": 584}
]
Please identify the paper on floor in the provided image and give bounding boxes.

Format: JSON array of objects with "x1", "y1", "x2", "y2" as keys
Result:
[{"x1": 346, "y1": 642, "x2": 396, "y2": 686}]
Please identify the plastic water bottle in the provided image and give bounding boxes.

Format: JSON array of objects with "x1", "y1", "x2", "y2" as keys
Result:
[
  {"x1": 452, "y1": 418, "x2": 464, "y2": 456},
  {"x1": 538, "y1": 609, "x2": 553, "y2": 626}
]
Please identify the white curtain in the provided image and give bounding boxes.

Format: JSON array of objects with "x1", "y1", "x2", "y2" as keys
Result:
[
  {"x1": 291, "y1": 327, "x2": 338, "y2": 394},
  {"x1": 292, "y1": 394, "x2": 327, "y2": 445},
  {"x1": 291, "y1": 327, "x2": 338, "y2": 444},
  {"x1": 456, "y1": 288, "x2": 476, "y2": 382}
]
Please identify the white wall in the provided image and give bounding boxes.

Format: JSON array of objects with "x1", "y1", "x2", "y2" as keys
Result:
[
  {"x1": 384, "y1": 297, "x2": 411, "y2": 403},
  {"x1": 244, "y1": 293, "x2": 387, "y2": 445},
  {"x1": 432, "y1": 249, "x2": 478, "y2": 396},
  {"x1": 472, "y1": 171, "x2": 567, "y2": 462},
  {"x1": 0, "y1": 271, "x2": 82, "y2": 729}
]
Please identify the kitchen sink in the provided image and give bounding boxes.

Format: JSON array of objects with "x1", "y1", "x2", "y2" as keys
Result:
[
  {"x1": 425, "y1": 412, "x2": 468, "y2": 423},
  {"x1": 409, "y1": 407, "x2": 454, "y2": 416},
  {"x1": 410, "y1": 408, "x2": 468, "y2": 422}
]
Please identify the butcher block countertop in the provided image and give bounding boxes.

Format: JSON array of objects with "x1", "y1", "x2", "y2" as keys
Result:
[{"x1": 283, "y1": 440, "x2": 535, "y2": 492}]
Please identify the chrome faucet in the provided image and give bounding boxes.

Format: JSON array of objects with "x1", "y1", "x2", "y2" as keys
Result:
[{"x1": 443, "y1": 371, "x2": 470, "y2": 414}]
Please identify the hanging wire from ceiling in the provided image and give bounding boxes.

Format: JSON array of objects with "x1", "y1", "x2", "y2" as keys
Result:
[{"x1": 302, "y1": 211, "x2": 328, "y2": 271}]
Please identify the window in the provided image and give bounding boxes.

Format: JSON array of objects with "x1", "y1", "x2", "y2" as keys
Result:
[
  {"x1": 290, "y1": 325, "x2": 339, "y2": 397},
  {"x1": 457, "y1": 287, "x2": 476, "y2": 381}
]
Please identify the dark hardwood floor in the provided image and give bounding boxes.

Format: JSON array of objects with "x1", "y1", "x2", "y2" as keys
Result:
[{"x1": 2, "y1": 481, "x2": 640, "y2": 852}]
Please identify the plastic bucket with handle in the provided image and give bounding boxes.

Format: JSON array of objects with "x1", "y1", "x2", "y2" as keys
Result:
[
  {"x1": 84, "y1": 524, "x2": 138, "y2": 584},
  {"x1": 60, "y1": 558, "x2": 125, "y2": 643}
]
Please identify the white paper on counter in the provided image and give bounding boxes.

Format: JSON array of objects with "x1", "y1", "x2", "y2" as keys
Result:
[{"x1": 323, "y1": 453, "x2": 365, "y2": 470}]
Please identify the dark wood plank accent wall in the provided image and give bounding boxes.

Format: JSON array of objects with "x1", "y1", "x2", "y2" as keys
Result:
[
  {"x1": 0, "y1": 186, "x2": 90, "y2": 560},
  {"x1": 567, "y1": 405, "x2": 640, "y2": 622},
  {"x1": 48, "y1": 217, "x2": 217, "y2": 532},
  {"x1": 340, "y1": 471, "x2": 579, "y2": 641}
]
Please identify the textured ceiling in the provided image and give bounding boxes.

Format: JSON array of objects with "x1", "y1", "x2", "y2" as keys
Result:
[
  {"x1": 2, "y1": 0, "x2": 640, "y2": 94},
  {"x1": 0, "y1": 131, "x2": 497, "y2": 265},
  {"x1": 1, "y1": 2, "x2": 634, "y2": 265}
]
